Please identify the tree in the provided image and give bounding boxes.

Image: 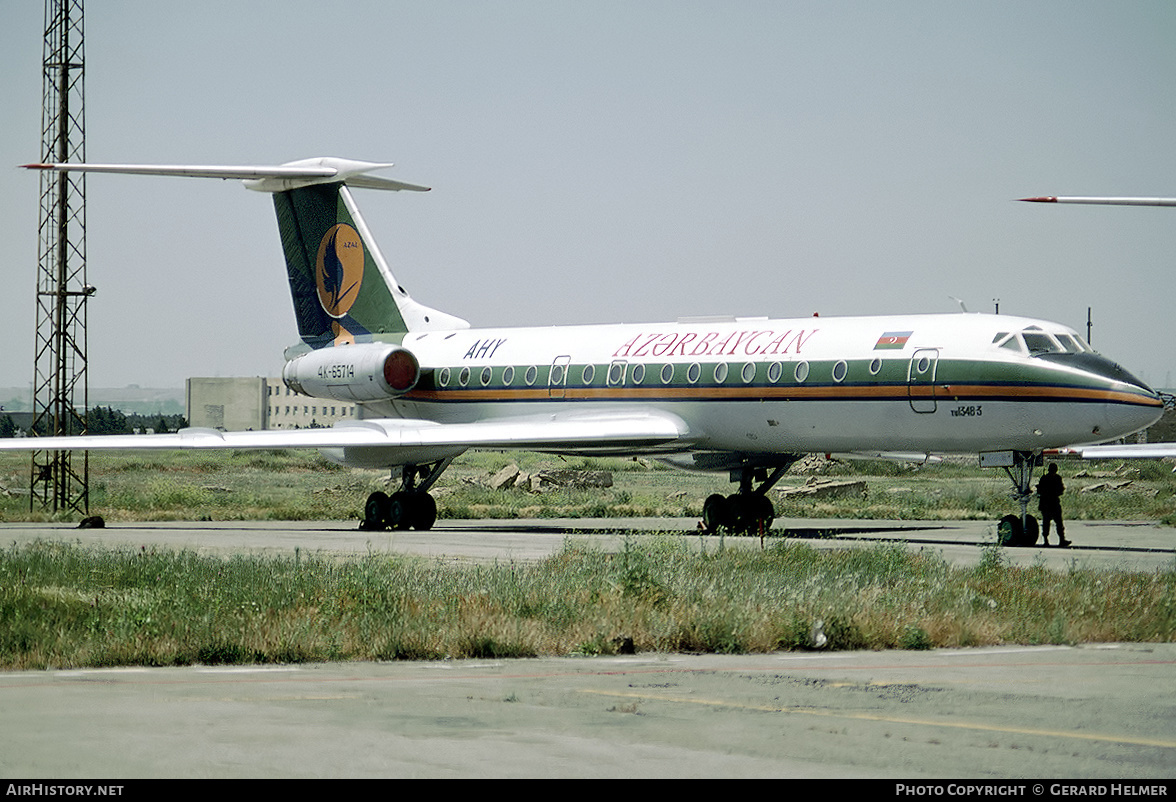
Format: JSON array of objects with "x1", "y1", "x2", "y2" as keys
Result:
[{"x1": 88, "y1": 406, "x2": 130, "y2": 435}]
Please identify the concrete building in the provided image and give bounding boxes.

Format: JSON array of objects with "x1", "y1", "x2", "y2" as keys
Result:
[
  {"x1": 186, "y1": 378, "x2": 268, "y2": 431},
  {"x1": 184, "y1": 377, "x2": 358, "y2": 431},
  {"x1": 264, "y1": 378, "x2": 359, "y2": 430}
]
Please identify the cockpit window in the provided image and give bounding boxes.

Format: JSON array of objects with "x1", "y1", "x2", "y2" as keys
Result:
[
  {"x1": 1057, "y1": 333, "x2": 1089, "y2": 353},
  {"x1": 1022, "y1": 332, "x2": 1063, "y2": 354},
  {"x1": 995, "y1": 333, "x2": 1024, "y2": 353},
  {"x1": 994, "y1": 328, "x2": 1093, "y2": 357}
]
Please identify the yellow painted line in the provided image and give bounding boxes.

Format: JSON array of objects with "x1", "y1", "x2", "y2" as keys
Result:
[{"x1": 580, "y1": 689, "x2": 1176, "y2": 749}]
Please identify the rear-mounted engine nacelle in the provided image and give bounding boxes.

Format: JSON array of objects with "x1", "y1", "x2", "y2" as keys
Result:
[{"x1": 283, "y1": 343, "x2": 420, "y2": 402}]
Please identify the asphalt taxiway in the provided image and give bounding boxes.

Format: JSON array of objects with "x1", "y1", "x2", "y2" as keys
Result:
[
  {"x1": 0, "y1": 645, "x2": 1173, "y2": 778},
  {"x1": 2, "y1": 515, "x2": 1173, "y2": 571}
]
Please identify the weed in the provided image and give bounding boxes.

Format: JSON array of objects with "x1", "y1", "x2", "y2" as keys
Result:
[
  {"x1": 900, "y1": 625, "x2": 933, "y2": 650},
  {"x1": 459, "y1": 636, "x2": 535, "y2": 660}
]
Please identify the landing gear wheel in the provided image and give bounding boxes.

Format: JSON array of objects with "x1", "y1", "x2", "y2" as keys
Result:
[
  {"x1": 366, "y1": 459, "x2": 454, "y2": 532},
  {"x1": 388, "y1": 491, "x2": 413, "y2": 530},
  {"x1": 997, "y1": 514, "x2": 1022, "y2": 547},
  {"x1": 751, "y1": 494, "x2": 775, "y2": 536},
  {"x1": 702, "y1": 494, "x2": 728, "y2": 534},
  {"x1": 362, "y1": 491, "x2": 391, "y2": 531},
  {"x1": 411, "y1": 493, "x2": 437, "y2": 531},
  {"x1": 1021, "y1": 515, "x2": 1039, "y2": 547},
  {"x1": 726, "y1": 493, "x2": 753, "y2": 533},
  {"x1": 704, "y1": 493, "x2": 775, "y2": 535},
  {"x1": 701, "y1": 460, "x2": 795, "y2": 539},
  {"x1": 730, "y1": 493, "x2": 775, "y2": 535},
  {"x1": 994, "y1": 451, "x2": 1045, "y2": 548}
]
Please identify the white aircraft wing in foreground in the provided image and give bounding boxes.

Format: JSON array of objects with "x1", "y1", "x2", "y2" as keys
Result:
[
  {"x1": 1052, "y1": 443, "x2": 1176, "y2": 460},
  {"x1": 10, "y1": 410, "x2": 691, "y2": 458}
]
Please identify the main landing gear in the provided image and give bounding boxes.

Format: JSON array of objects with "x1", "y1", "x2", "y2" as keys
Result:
[
  {"x1": 701, "y1": 461, "x2": 796, "y2": 539},
  {"x1": 361, "y1": 458, "x2": 454, "y2": 532},
  {"x1": 981, "y1": 450, "x2": 1041, "y2": 547}
]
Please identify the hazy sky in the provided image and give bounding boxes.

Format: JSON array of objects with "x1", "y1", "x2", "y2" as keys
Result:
[{"x1": 2, "y1": 1, "x2": 1174, "y2": 390}]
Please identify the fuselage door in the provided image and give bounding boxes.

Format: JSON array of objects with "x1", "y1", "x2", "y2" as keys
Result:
[
  {"x1": 907, "y1": 348, "x2": 939, "y2": 413},
  {"x1": 549, "y1": 355, "x2": 571, "y2": 399}
]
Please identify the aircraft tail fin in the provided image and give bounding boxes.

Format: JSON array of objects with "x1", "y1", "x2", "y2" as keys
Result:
[
  {"x1": 265, "y1": 162, "x2": 469, "y2": 347},
  {"x1": 23, "y1": 157, "x2": 469, "y2": 348}
]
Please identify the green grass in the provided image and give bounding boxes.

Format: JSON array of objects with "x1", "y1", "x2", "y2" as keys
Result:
[
  {"x1": 3, "y1": 451, "x2": 1171, "y2": 670},
  {"x1": 1, "y1": 538, "x2": 1172, "y2": 669},
  {"x1": 1, "y1": 450, "x2": 1174, "y2": 524},
  {"x1": 1, "y1": 450, "x2": 359, "y2": 523}
]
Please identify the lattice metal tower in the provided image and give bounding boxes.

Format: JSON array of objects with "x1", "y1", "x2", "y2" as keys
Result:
[{"x1": 30, "y1": 0, "x2": 89, "y2": 515}]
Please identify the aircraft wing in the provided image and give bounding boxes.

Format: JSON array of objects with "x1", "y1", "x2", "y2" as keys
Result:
[
  {"x1": 0, "y1": 409, "x2": 693, "y2": 455},
  {"x1": 1020, "y1": 196, "x2": 1176, "y2": 207},
  {"x1": 1050, "y1": 443, "x2": 1176, "y2": 461}
]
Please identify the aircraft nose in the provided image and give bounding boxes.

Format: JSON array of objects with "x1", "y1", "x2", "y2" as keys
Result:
[
  {"x1": 1050, "y1": 352, "x2": 1164, "y2": 439},
  {"x1": 1099, "y1": 364, "x2": 1165, "y2": 437},
  {"x1": 1111, "y1": 399, "x2": 1165, "y2": 442}
]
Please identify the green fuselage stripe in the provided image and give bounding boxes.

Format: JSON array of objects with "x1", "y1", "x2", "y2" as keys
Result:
[{"x1": 404, "y1": 357, "x2": 1159, "y2": 408}]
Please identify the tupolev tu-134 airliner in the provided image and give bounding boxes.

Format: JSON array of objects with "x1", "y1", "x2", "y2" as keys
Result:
[{"x1": 5, "y1": 158, "x2": 1169, "y2": 542}]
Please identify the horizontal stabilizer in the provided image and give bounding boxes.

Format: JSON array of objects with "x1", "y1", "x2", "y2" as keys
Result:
[
  {"x1": 22, "y1": 163, "x2": 336, "y2": 179},
  {"x1": 21, "y1": 157, "x2": 430, "y2": 194}
]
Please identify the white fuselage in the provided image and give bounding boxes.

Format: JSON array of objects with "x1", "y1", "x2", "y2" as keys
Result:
[{"x1": 333, "y1": 312, "x2": 1161, "y2": 466}]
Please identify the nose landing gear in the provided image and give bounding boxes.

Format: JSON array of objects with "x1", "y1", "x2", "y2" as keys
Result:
[
  {"x1": 997, "y1": 512, "x2": 1039, "y2": 547},
  {"x1": 981, "y1": 450, "x2": 1041, "y2": 547}
]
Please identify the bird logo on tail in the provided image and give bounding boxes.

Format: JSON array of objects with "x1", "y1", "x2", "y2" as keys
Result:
[{"x1": 315, "y1": 223, "x2": 366, "y2": 345}]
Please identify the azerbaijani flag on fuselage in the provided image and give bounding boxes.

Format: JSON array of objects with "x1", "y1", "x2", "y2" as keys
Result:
[{"x1": 874, "y1": 331, "x2": 912, "y2": 350}]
